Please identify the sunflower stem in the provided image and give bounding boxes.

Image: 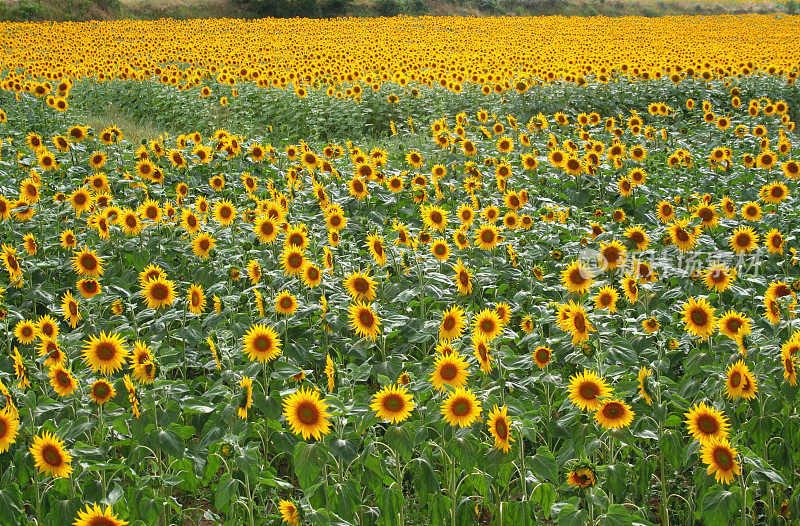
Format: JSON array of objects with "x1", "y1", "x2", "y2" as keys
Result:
[{"x1": 740, "y1": 468, "x2": 747, "y2": 526}]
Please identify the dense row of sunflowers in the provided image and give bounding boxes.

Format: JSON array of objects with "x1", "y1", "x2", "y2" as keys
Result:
[
  {"x1": 1, "y1": 15, "x2": 800, "y2": 108},
  {"x1": 0, "y1": 22, "x2": 799, "y2": 523}
]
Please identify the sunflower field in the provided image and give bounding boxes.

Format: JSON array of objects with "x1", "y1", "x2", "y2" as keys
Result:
[{"x1": 1, "y1": 13, "x2": 800, "y2": 526}]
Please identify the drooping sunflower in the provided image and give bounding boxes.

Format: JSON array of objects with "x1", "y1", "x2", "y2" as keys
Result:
[
  {"x1": 282, "y1": 386, "x2": 332, "y2": 441},
  {"x1": 370, "y1": 384, "x2": 415, "y2": 424},
  {"x1": 242, "y1": 324, "x2": 282, "y2": 363},
  {"x1": 0, "y1": 407, "x2": 20, "y2": 454},
  {"x1": 30, "y1": 431, "x2": 73, "y2": 478},
  {"x1": 324, "y1": 354, "x2": 335, "y2": 392},
  {"x1": 38, "y1": 338, "x2": 64, "y2": 368},
  {"x1": 701, "y1": 437, "x2": 741, "y2": 485},
  {"x1": 452, "y1": 259, "x2": 473, "y2": 295},
  {"x1": 82, "y1": 331, "x2": 129, "y2": 375},
  {"x1": 567, "y1": 467, "x2": 596, "y2": 488},
  {"x1": 187, "y1": 284, "x2": 206, "y2": 315},
  {"x1": 348, "y1": 302, "x2": 382, "y2": 340},
  {"x1": 72, "y1": 248, "x2": 104, "y2": 278},
  {"x1": 729, "y1": 225, "x2": 759, "y2": 254},
  {"x1": 430, "y1": 351, "x2": 470, "y2": 391},
  {"x1": 367, "y1": 233, "x2": 387, "y2": 266},
  {"x1": 560, "y1": 260, "x2": 595, "y2": 296},
  {"x1": 439, "y1": 306, "x2": 466, "y2": 343},
  {"x1": 563, "y1": 302, "x2": 595, "y2": 345},
  {"x1": 441, "y1": 387, "x2": 482, "y2": 428},
  {"x1": 568, "y1": 369, "x2": 612, "y2": 411},
  {"x1": 237, "y1": 376, "x2": 253, "y2": 420},
  {"x1": 594, "y1": 399, "x2": 635, "y2": 430},
  {"x1": 278, "y1": 500, "x2": 301, "y2": 526},
  {"x1": 90, "y1": 378, "x2": 116, "y2": 405},
  {"x1": 487, "y1": 404, "x2": 514, "y2": 453},
  {"x1": 681, "y1": 297, "x2": 717, "y2": 340},
  {"x1": 532, "y1": 346, "x2": 552, "y2": 369},
  {"x1": 72, "y1": 503, "x2": 128, "y2": 526},
  {"x1": 344, "y1": 271, "x2": 377, "y2": 302},
  {"x1": 48, "y1": 365, "x2": 77, "y2": 397},
  {"x1": 140, "y1": 277, "x2": 175, "y2": 310},
  {"x1": 684, "y1": 402, "x2": 729, "y2": 444}
]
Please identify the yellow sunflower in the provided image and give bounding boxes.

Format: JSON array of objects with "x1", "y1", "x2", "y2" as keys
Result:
[
  {"x1": 187, "y1": 283, "x2": 206, "y2": 315},
  {"x1": 487, "y1": 404, "x2": 514, "y2": 453},
  {"x1": 237, "y1": 376, "x2": 253, "y2": 420},
  {"x1": 701, "y1": 437, "x2": 741, "y2": 485},
  {"x1": 474, "y1": 224, "x2": 500, "y2": 250},
  {"x1": 370, "y1": 384, "x2": 415, "y2": 424},
  {"x1": 348, "y1": 302, "x2": 381, "y2": 340},
  {"x1": 192, "y1": 232, "x2": 216, "y2": 259},
  {"x1": 279, "y1": 500, "x2": 301, "y2": 526},
  {"x1": 275, "y1": 290, "x2": 298, "y2": 315},
  {"x1": 48, "y1": 365, "x2": 77, "y2": 397},
  {"x1": 452, "y1": 259, "x2": 473, "y2": 295},
  {"x1": 82, "y1": 331, "x2": 129, "y2": 375},
  {"x1": 242, "y1": 324, "x2": 282, "y2": 363},
  {"x1": 282, "y1": 386, "x2": 332, "y2": 441},
  {"x1": 430, "y1": 351, "x2": 470, "y2": 391},
  {"x1": 729, "y1": 225, "x2": 759, "y2": 254},
  {"x1": 567, "y1": 467, "x2": 596, "y2": 488},
  {"x1": 0, "y1": 407, "x2": 20, "y2": 453},
  {"x1": 594, "y1": 399, "x2": 635, "y2": 430},
  {"x1": 344, "y1": 271, "x2": 377, "y2": 302},
  {"x1": 30, "y1": 431, "x2": 73, "y2": 478},
  {"x1": 681, "y1": 297, "x2": 717, "y2": 340},
  {"x1": 140, "y1": 276, "x2": 176, "y2": 310},
  {"x1": 72, "y1": 503, "x2": 128, "y2": 526},
  {"x1": 439, "y1": 306, "x2": 466, "y2": 342},
  {"x1": 90, "y1": 378, "x2": 116, "y2": 405},
  {"x1": 441, "y1": 387, "x2": 482, "y2": 428},
  {"x1": 72, "y1": 248, "x2": 104, "y2": 278},
  {"x1": 532, "y1": 346, "x2": 552, "y2": 369},
  {"x1": 568, "y1": 369, "x2": 612, "y2": 411},
  {"x1": 560, "y1": 260, "x2": 595, "y2": 295},
  {"x1": 472, "y1": 308, "x2": 503, "y2": 342},
  {"x1": 684, "y1": 402, "x2": 729, "y2": 444},
  {"x1": 594, "y1": 286, "x2": 619, "y2": 313}
]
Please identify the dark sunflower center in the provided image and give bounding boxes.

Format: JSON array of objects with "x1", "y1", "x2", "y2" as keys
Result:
[
  {"x1": 151, "y1": 283, "x2": 169, "y2": 300},
  {"x1": 452, "y1": 399, "x2": 470, "y2": 416},
  {"x1": 536, "y1": 348, "x2": 549, "y2": 363},
  {"x1": 353, "y1": 278, "x2": 369, "y2": 293},
  {"x1": 459, "y1": 271, "x2": 469, "y2": 285},
  {"x1": 94, "y1": 383, "x2": 110, "y2": 399},
  {"x1": 690, "y1": 308, "x2": 707, "y2": 326},
  {"x1": 697, "y1": 415, "x2": 718, "y2": 434},
  {"x1": 713, "y1": 448, "x2": 733, "y2": 470},
  {"x1": 359, "y1": 310, "x2": 374, "y2": 327},
  {"x1": 280, "y1": 298, "x2": 293, "y2": 309},
  {"x1": 730, "y1": 371, "x2": 741, "y2": 388},
  {"x1": 56, "y1": 371, "x2": 70, "y2": 386},
  {"x1": 495, "y1": 418, "x2": 508, "y2": 439},
  {"x1": 42, "y1": 445, "x2": 63, "y2": 466},
  {"x1": 440, "y1": 363, "x2": 457, "y2": 380},
  {"x1": 443, "y1": 316, "x2": 456, "y2": 331},
  {"x1": 255, "y1": 335, "x2": 271, "y2": 352},
  {"x1": 481, "y1": 230, "x2": 494, "y2": 243},
  {"x1": 603, "y1": 403, "x2": 622, "y2": 419},
  {"x1": 297, "y1": 402, "x2": 319, "y2": 425},
  {"x1": 383, "y1": 394, "x2": 403, "y2": 412},
  {"x1": 675, "y1": 229, "x2": 689, "y2": 242},
  {"x1": 97, "y1": 343, "x2": 115, "y2": 361},
  {"x1": 569, "y1": 268, "x2": 586, "y2": 285},
  {"x1": 579, "y1": 383, "x2": 598, "y2": 400},
  {"x1": 81, "y1": 255, "x2": 97, "y2": 270},
  {"x1": 573, "y1": 313, "x2": 586, "y2": 332}
]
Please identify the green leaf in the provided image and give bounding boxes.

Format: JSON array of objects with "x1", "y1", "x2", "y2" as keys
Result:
[
  {"x1": 376, "y1": 486, "x2": 402, "y2": 526},
  {"x1": 701, "y1": 485, "x2": 741, "y2": 526},
  {"x1": 384, "y1": 426, "x2": 413, "y2": 461},
  {"x1": 558, "y1": 503, "x2": 588, "y2": 526},
  {"x1": 531, "y1": 445, "x2": 559, "y2": 483},
  {"x1": 152, "y1": 429, "x2": 185, "y2": 458},
  {"x1": 214, "y1": 473, "x2": 238, "y2": 513},
  {"x1": 293, "y1": 441, "x2": 325, "y2": 490},
  {"x1": 599, "y1": 503, "x2": 632, "y2": 526},
  {"x1": 531, "y1": 482, "x2": 556, "y2": 519}
]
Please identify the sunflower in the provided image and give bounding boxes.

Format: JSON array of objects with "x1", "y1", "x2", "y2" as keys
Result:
[
  {"x1": 13, "y1": 319, "x2": 37, "y2": 345},
  {"x1": 348, "y1": 302, "x2": 381, "y2": 340},
  {"x1": 717, "y1": 311, "x2": 751, "y2": 341},
  {"x1": 82, "y1": 331, "x2": 129, "y2": 375},
  {"x1": 568, "y1": 369, "x2": 612, "y2": 411},
  {"x1": 275, "y1": 290, "x2": 298, "y2": 315},
  {"x1": 642, "y1": 317, "x2": 660, "y2": 334},
  {"x1": 430, "y1": 351, "x2": 470, "y2": 391},
  {"x1": 72, "y1": 503, "x2": 128, "y2": 526},
  {"x1": 140, "y1": 277, "x2": 175, "y2": 310},
  {"x1": 301, "y1": 263, "x2": 322, "y2": 289},
  {"x1": 474, "y1": 223, "x2": 500, "y2": 250},
  {"x1": 487, "y1": 405, "x2": 514, "y2": 453},
  {"x1": 72, "y1": 248, "x2": 104, "y2": 278},
  {"x1": 729, "y1": 225, "x2": 759, "y2": 254},
  {"x1": 324, "y1": 354, "x2": 335, "y2": 392},
  {"x1": 783, "y1": 352, "x2": 798, "y2": 386},
  {"x1": 284, "y1": 225, "x2": 309, "y2": 251},
  {"x1": 90, "y1": 378, "x2": 116, "y2": 405},
  {"x1": 656, "y1": 201, "x2": 676, "y2": 223},
  {"x1": 281, "y1": 247, "x2": 305, "y2": 277},
  {"x1": 452, "y1": 259, "x2": 473, "y2": 295},
  {"x1": 430, "y1": 239, "x2": 450, "y2": 261},
  {"x1": 561, "y1": 260, "x2": 594, "y2": 295},
  {"x1": 242, "y1": 324, "x2": 282, "y2": 363},
  {"x1": 563, "y1": 302, "x2": 595, "y2": 344},
  {"x1": 237, "y1": 376, "x2": 253, "y2": 420},
  {"x1": 38, "y1": 338, "x2": 64, "y2": 368},
  {"x1": 441, "y1": 387, "x2": 482, "y2": 428},
  {"x1": 49, "y1": 365, "x2": 77, "y2": 397},
  {"x1": 741, "y1": 201, "x2": 762, "y2": 221},
  {"x1": 472, "y1": 308, "x2": 503, "y2": 342},
  {"x1": 61, "y1": 290, "x2": 81, "y2": 328},
  {"x1": 764, "y1": 228, "x2": 785, "y2": 254},
  {"x1": 684, "y1": 402, "x2": 729, "y2": 444},
  {"x1": 637, "y1": 367, "x2": 653, "y2": 405},
  {"x1": 0, "y1": 407, "x2": 20, "y2": 453},
  {"x1": 187, "y1": 284, "x2": 206, "y2": 315},
  {"x1": 253, "y1": 216, "x2": 279, "y2": 244},
  {"x1": 344, "y1": 271, "x2": 377, "y2": 302},
  {"x1": 371, "y1": 384, "x2": 415, "y2": 424},
  {"x1": 567, "y1": 467, "x2": 596, "y2": 488},
  {"x1": 532, "y1": 346, "x2": 552, "y2": 369},
  {"x1": 192, "y1": 232, "x2": 216, "y2": 259},
  {"x1": 668, "y1": 220, "x2": 697, "y2": 252},
  {"x1": 594, "y1": 399, "x2": 634, "y2": 430},
  {"x1": 118, "y1": 209, "x2": 142, "y2": 236},
  {"x1": 367, "y1": 233, "x2": 387, "y2": 265},
  {"x1": 703, "y1": 263, "x2": 735, "y2": 293},
  {"x1": 594, "y1": 286, "x2": 619, "y2": 313},
  {"x1": 625, "y1": 226, "x2": 650, "y2": 251},
  {"x1": 681, "y1": 297, "x2": 717, "y2": 340},
  {"x1": 279, "y1": 500, "x2": 301, "y2": 526},
  {"x1": 724, "y1": 360, "x2": 752, "y2": 400},
  {"x1": 474, "y1": 338, "x2": 495, "y2": 374},
  {"x1": 439, "y1": 306, "x2": 466, "y2": 342},
  {"x1": 422, "y1": 205, "x2": 449, "y2": 232},
  {"x1": 701, "y1": 437, "x2": 741, "y2": 485},
  {"x1": 348, "y1": 177, "x2": 369, "y2": 199},
  {"x1": 30, "y1": 431, "x2": 73, "y2": 478},
  {"x1": 282, "y1": 386, "x2": 332, "y2": 441}
]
